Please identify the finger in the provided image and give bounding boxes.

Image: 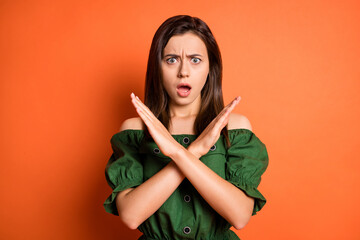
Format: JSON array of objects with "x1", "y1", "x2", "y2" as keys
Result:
[
  {"x1": 225, "y1": 96, "x2": 241, "y2": 113},
  {"x1": 213, "y1": 113, "x2": 230, "y2": 130},
  {"x1": 130, "y1": 93, "x2": 158, "y2": 129},
  {"x1": 133, "y1": 100, "x2": 154, "y2": 128},
  {"x1": 130, "y1": 93, "x2": 172, "y2": 137},
  {"x1": 131, "y1": 93, "x2": 148, "y2": 112},
  {"x1": 224, "y1": 96, "x2": 241, "y2": 109},
  {"x1": 213, "y1": 97, "x2": 241, "y2": 129},
  {"x1": 227, "y1": 96, "x2": 241, "y2": 110},
  {"x1": 133, "y1": 95, "x2": 157, "y2": 121},
  {"x1": 218, "y1": 96, "x2": 241, "y2": 117},
  {"x1": 225, "y1": 98, "x2": 240, "y2": 113},
  {"x1": 214, "y1": 96, "x2": 241, "y2": 123},
  {"x1": 130, "y1": 93, "x2": 147, "y2": 110},
  {"x1": 222, "y1": 99, "x2": 239, "y2": 120},
  {"x1": 131, "y1": 93, "x2": 156, "y2": 123}
]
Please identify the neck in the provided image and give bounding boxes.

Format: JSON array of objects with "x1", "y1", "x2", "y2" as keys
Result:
[{"x1": 169, "y1": 95, "x2": 201, "y2": 118}]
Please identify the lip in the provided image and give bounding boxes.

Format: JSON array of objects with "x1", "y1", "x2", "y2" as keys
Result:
[{"x1": 176, "y1": 83, "x2": 192, "y2": 97}]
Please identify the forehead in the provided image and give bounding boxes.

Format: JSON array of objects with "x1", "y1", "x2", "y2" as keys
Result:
[{"x1": 163, "y1": 32, "x2": 207, "y2": 55}]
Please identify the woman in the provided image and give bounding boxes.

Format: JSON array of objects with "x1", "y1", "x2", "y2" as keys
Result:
[{"x1": 104, "y1": 15, "x2": 268, "y2": 240}]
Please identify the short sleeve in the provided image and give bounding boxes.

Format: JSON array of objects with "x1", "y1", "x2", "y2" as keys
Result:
[
  {"x1": 103, "y1": 130, "x2": 144, "y2": 216},
  {"x1": 226, "y1": 129, "x2": 269, "y2": 216}
]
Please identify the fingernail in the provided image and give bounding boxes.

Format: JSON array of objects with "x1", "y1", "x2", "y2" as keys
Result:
[
  {"x1": 136, "y1": 96, "x2": 140, "y2": 100},
  {"x1": 131, "y1": 92, "x2": 134, "y2": 98}
]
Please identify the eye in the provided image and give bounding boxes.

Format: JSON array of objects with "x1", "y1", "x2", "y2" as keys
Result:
[
  {"x1": 166, "y1": 57, "x2": 177, "y2": 64},
  {"x1": 191, "y1": 57, "x2": 201, "y2": 64}
]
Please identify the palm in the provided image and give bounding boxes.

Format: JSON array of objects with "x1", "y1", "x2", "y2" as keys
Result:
[
  {"x1": 190, "y1": 96, "x2": 241, "y2": 157},
  {"x1": 130, "y1": 93, "x2": 180, "y2": 157},
  {"x1": 130, "y1": 93, "x2": 241, "y2": 159}
]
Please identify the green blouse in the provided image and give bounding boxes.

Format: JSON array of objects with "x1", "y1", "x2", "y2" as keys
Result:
[{"x1": 103, "y1": 129, "x2": 269, "y2": 240}]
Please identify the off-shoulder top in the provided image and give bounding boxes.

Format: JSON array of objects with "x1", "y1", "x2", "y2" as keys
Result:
[{"x1": 104, "y1": 129, "x2": 269, "y2": 240}]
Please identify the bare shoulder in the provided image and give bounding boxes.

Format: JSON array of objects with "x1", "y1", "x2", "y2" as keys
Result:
[
  {"x1": 228, "y1": 113, "x2": 252, "y2": 131},
  {"x1": 119, "y1": 117, "x2": 144, "y2": 132}
]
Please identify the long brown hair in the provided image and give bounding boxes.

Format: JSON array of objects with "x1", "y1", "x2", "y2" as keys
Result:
[{"x1": 144, "y1": 15, "x2": 230, "y2": 146}]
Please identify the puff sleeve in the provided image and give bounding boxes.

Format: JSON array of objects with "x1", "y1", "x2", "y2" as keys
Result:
[
  {"x1": 103, "y1": 130, "x2": 144, "y2": 216},
  {"x1": 226, "y1": 129, "x2": 269, "y2": 216}
]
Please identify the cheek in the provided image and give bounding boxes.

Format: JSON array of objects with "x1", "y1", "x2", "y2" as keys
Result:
[
  {"x1": 195, "y1": 67, "x2": 209, "y2": 89},
  {"x1": 161, "y1": 70, "x2": 176, "y2": 95},
  {"x1": 160, "y1": 68, "x2": 171, "y2": 85},
  {"x1": 161, "y1": 65, "x2": 176, "y2": 80}
]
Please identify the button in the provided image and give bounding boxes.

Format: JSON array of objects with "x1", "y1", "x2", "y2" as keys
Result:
[
  {"x1": 183, "y1": 226, "x2": 191, "y2": 234},
  {"x1": 182, "y1": 137, "x2": 190, "y2": 144},
  {"x1": 184, "y1": 195, "x2": 191, "y2": 202},
  {"x1": 210, "y1": 145, "x2": 216, "y2": 151},
  {"x1": 153, "y1": 148, "x2": 160, "y2": 154}
]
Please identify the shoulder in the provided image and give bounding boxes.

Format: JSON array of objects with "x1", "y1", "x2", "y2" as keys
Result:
[
  {"x1": 228, "y1": 113, "x2": 252, "y2": 131},
  {"x1": 119, "y1": 117, "x2": 144, "y2": 132}
]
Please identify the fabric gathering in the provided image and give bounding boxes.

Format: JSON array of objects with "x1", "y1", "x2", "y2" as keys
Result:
[{"x1": 104, "y1": 128, "x2": 268, "y2": 240}]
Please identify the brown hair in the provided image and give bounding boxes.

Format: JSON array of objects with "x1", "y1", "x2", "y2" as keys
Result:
[{"x1": 144, "y1": 15, "x2": 230, "y2": 147}]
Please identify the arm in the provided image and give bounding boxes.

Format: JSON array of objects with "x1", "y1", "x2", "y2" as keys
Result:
[
  {"x1": 116, "y1": 161, "x2": 185, "y2": 229},
  {"x1": 170, "y1": 145, "x2": 254, "y2": 230},
  {"x1": 131, "y1": 94, "x2": 255, "y2": 229},
  {"x1": 170, "y1": 111, "x2": 254, "y2": 229},
  {"x1": 115, "y1": 118, "x2": 185, "y2": 229}
]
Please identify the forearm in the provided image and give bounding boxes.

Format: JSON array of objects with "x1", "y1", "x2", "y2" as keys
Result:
[
  {"x1": 170, "y1": 147, "x2": 254, "y2": 230},
  {"x1": 127, "y1": 93, "x2": 251, "y2": 228},
  {"x1": 116, "y1": 161, "x2": 185, "y2": 229}
]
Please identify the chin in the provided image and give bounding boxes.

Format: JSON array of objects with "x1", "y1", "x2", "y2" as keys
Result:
[
  {"x1": 178, "y1": 98, "x2": 200, "y2": 106},
  {"x1": 172, "y1": 97, "x2": 195, "y2": 106}
]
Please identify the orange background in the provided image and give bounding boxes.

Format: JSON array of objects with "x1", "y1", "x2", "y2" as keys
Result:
[{"x1": 1, "y1": 0, "x2": 359, "y2": 239}]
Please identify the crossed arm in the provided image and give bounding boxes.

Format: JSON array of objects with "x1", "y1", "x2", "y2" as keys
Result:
[{"x1": 115, "y1": 94, "x2": 254, "y2": 230}]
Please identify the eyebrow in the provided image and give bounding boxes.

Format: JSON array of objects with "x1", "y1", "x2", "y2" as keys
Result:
[{"x1": 163, "y1": 53, "x2": 203, "y2": 58}]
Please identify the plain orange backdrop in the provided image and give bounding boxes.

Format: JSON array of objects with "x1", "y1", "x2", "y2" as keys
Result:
[{"x1": 1, "y1": 0, "x2": 359, "y2": 239}]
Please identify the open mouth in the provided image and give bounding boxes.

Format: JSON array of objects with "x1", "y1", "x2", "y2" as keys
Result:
[{"x1": 176, "y1": 83, "x2": 192, "y2": 97}]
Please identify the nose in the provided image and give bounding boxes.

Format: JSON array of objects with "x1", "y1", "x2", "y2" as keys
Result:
[{"x1": 178, "y1": 60, "x2": 189, "y2": 78}]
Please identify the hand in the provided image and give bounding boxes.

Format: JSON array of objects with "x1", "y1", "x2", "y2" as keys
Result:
[
  {"x1": 188, "y1": 96, "x2": 241, "y2": 158},
  {"x1": 130, "y1": 93, "x2": 182, "y2": 157}
]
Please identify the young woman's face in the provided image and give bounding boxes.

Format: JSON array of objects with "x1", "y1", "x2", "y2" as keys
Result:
[{"x1": 161, "y1": 32, "x2": 209, "y2": 107}]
